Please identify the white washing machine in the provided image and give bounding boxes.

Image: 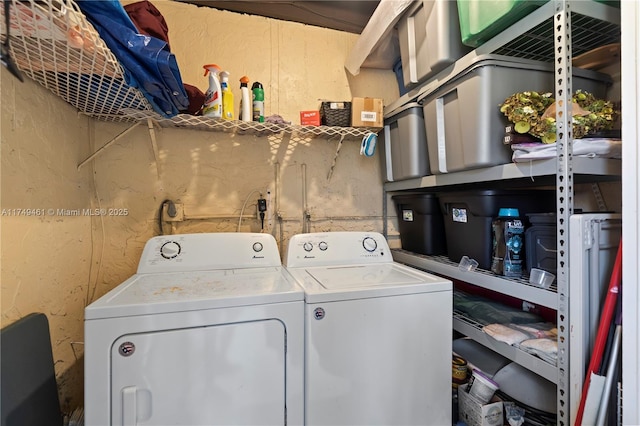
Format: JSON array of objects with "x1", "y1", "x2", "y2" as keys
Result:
[
  {"x1": 84, "y1": 233, "x2": 304, "y2": 426},
  {"x1": 284, "y1": 232, "x2": 453, "y2": 426}
]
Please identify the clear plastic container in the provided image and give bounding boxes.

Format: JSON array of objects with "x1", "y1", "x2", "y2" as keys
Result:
[{"x1": 529, "y1": 268, "x2": 555, "y2": 288}]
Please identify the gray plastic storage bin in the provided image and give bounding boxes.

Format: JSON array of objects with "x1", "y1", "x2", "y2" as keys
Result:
[
  {"x1": 419, "y1": 55, "x2": 612, "y2": 174},
  {"x1": 379, "y1": 102, "x2": 430, "y2": 182},
  {"x1": 398, "y1": 0, "x2": 471, "y2": 89}
]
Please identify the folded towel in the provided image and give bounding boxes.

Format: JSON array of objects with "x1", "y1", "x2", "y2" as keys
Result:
[{"x1": 512, "y1": 138, "x2": 621, "y2": 162}]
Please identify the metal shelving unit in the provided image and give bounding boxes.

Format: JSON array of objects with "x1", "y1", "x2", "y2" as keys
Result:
[
  {"x1": 384, "y1": 157, "x2": 621, "y2": 192},
  {"x1": 392, "y1": 250, "x2": 558, "y2": 309},
  {"x1": 382, "y1": 2, "x2": 621, "y2": 424},
  {"x1": 453, "y1": 310, "x2": 558, "y2": 384}
]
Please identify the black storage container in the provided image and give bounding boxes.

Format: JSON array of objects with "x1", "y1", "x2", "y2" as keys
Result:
[
  {"x1": 525, "y1": 213, "x2": 557, "y2": 275},
  {"x1": 393, "y1": 193, "x2": 447, "y2": 255},
  {"x1": 439, "y1": 190, "x2": 556, "y2": 270}
]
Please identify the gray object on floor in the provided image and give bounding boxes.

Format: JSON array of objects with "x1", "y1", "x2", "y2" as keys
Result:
[{"x1": 1, "y1": 313, "x2": 63, "y2": 426}]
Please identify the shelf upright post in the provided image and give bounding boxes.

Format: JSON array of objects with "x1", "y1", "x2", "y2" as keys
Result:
[{"x1": 554, "y1": 0, "x2": 574, "y2": 424}]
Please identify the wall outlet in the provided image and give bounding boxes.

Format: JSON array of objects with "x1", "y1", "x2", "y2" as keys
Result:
[{"x1": 163, "y1": 202, "x2": 184, "y2": 222}]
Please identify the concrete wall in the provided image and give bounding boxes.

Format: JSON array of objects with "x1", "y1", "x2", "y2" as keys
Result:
[
  {"x1": 1, "y1": 0, "x2": 397, "y2": 413},
  {"x1": 1, "y1": 72, "x2": 93, "y2": 411}
]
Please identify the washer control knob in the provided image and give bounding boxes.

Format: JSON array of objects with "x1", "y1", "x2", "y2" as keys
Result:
[
  {"x1": 160, "y1": 241, "x2": 181, "y2": 259},
  {"x1": 362, "y1": 237, "x2": 377, "y2": 252},
  {"x1": 303, "y1": 242, "x2": 313, "y2": 252},
  {"x1": 318, "y1": 241, "x2": 328, "y2": 251},
  {"x1": 252, "y1": 242, "x2": 264, "y2": 253}
]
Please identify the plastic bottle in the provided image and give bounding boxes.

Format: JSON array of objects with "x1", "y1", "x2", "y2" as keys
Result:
[
  {"x1": 491, "y1": 208, "x2": 525, "y2": 277},
  {"x1": 202, "y1": 64, "x2": 222, "y2": 118},
  {"x1": 239, "y1": 76, "x2": 251, "y2": 122},
  {"x1": 219, "y1": 70, "x2": 235, "y2": 120},
  {"x1": 251, "y1": 81, "x2": 265, "y2": 122}
]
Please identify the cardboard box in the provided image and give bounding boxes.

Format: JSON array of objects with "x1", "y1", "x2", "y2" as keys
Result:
[
  {"x1": 300, "y1": 110, "x2": 321, "y2": 126},
  {"x1": 351, "y1": 97, "x2": 383, "y2": 128},
  {"x1": 458, "y1": 385, "x2": 503, "y2": 426}
]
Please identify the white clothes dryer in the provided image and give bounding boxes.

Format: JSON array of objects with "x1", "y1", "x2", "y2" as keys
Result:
[
  {"x1": 285, "y1": 231, "x2": 452, "y2": 426},
  {"x1": 85, "y1": 233, "x2": 304, "y2": 426}
]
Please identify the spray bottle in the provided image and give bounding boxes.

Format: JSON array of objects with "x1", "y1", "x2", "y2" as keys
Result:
[
  {"x1": 219, "y1": 70, "x2": 235, "y2": 120},
  {"x1": 202, "y1": 64, "x2": 222, "y2": 118},
  {"x1": 251, "y1": 81, "x2": 265, "y2": 122},
  {"x1": 239, "y1": 76, "x2": 251, "y2": 122}
]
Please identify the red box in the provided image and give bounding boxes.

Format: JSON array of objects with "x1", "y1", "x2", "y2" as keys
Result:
[{"x1": 300, "y1": 110, "x2": 321, "y2": 126}]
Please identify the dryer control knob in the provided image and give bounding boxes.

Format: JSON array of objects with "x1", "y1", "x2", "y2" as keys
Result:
[
  {"x1": 303, "y1": 242, "x2": 313, "y2": 252},
  {"x1": 362, "y1": 237, "x2": 377, "y2": 252},
  {"x1": 252, "y1": 242, "x2": 263, "y2": 252},
  {"x1": 160, "y1": 241, "x2": 181, "y2": 259},
  {"x1": 318, "y1": 241, "x2": 328, "y2": 251}
]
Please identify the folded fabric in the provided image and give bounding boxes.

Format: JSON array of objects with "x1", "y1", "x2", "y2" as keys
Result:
[
  {"x1": 512, "y1": 138, "x2": 622, "y2": 162},
  {"x1": 483, "y1": 323, "x2": 530, "y2": 345},
  {"x1": 511, "y1": 323, "x2": 557, "y2": 339},
  {"x1": 520, "y1": 338, "x2": 558, "y2": 364},
  {"x1": 454, "y1": 291, "x2": 544, "y2": 325},
  {"x1": 76, "y1": 0, "x2": 189, "y2": 118}
]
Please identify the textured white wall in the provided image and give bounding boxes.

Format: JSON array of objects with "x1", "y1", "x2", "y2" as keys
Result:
[{"x1": 1, "y1": 72, "x2": 93, "y2": 410}]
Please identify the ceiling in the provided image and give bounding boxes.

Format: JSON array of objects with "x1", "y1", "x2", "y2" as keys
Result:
[{"x1": 178, "y1": 1, "x2": 380, "y2": 34}]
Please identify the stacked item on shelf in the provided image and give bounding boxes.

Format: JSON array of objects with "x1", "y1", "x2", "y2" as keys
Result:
[
  {"x1": 75, "y1": 0, "x2": 189, "y2": 118},
  {"x1": 453, "y1": 338, "x2": 557, "y2": 426},
  {"x1": 438, "y1": 189, "x2": 556, "y2": 270},
  {"x1": 417, "y1": 55, "x2": 612, "y2": 174},
  {"x1": 391, "y1": 193, "x2": 446, "y2": 255},
  {"x1": 396, "y1": 0, "x2": 471, "y2": 91},
  {"x1": 380, "y1": 55, "x2": 613, "y2": 181},
  {"x1": 379, "y1": 103, "x2": 429, "y2": 182},
  {"x1": 501, "y1": 88, "x2": 621, "y2": 162},
  {"x1": 454, "y1": 291, "x2": 558, "y2": 366}
]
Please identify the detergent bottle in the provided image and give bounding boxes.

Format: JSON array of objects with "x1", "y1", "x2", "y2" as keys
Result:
[
  {"x1": 491, "y1": 208, "x2": 525, "y2": 277},
  {"x1": 202, "y1": 64, "x2": 222, "y2": 118},
  {"x1": 239, "y1": 76, "x2": 251, "y2": 122},
  {"x1": 219, "y1": 70, "x2": 235, "y2": 120},
  {"x1": 251, "y1": 81, "x2": 265, "y2": 122}
]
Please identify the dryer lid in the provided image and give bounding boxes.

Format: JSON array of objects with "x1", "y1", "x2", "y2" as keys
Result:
[
  {"x1": 289, "y1": 263, "x2": 451, "y2": 303},
  {"x1": 85, "y1": 267, "x2": 303, "y2": 319}
]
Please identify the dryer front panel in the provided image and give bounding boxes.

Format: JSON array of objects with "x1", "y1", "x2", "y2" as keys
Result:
[{"x1": 110, "y1": 319, "x2": 286, "y2": 425}]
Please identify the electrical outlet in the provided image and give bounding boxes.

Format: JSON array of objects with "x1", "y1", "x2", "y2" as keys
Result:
[{"x1": 163, "y1": 202, "x2": 184, "y2": 222}]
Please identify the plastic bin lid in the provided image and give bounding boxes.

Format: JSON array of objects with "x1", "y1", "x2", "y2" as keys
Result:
[
  {"x1": 493, "y1": 363, "x2": 557, "y2": 414},
  {"x1": 416, "y1": 53, "x2": 612, "y2": 104},
  {"x1": 498, "y1": 208, "x2": 520, "y2": 217},
  {"x1": 383, "y1": 101, "x2": 422, "y2": 120}
]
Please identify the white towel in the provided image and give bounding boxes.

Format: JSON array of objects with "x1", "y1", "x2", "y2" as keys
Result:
[{"x1": 512, "y1": 138, "x2": 621, "y2": 162}]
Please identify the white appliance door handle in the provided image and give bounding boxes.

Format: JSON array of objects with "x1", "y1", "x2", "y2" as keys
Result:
[{"x1": 122, "y1": 386, "x2": 137, "y2": 426}]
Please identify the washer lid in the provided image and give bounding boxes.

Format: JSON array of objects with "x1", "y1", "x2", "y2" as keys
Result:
[
  {"x1": 85, "y1": 267, "x2": 303, "y2": 320},
  {"x1": 288, "y1": 263, "x2": 451, "y2": 303}
]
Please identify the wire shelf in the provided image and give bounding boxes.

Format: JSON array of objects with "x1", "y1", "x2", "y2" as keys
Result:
[
  {"x1": 493, "y1": 11, "x2": 620, "y2": 61},
  {"x1": 1, "y1": 0, "x2": 153, "y2": 121},
  {"x1": 122, "y1": 109, "x2": 378, "y2": 139},
  {"x1": 1, "y1": 0, "x2": 380, "y2": 139}
]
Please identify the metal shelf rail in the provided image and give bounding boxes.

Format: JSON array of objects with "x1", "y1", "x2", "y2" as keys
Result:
[{"x1": 381, "y1": 1, "x2": 621, "y2": 424}]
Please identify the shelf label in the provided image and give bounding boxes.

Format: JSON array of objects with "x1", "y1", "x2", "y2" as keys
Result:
[{"x1": 452, "y1": 208, "x2": 468, "y2": 223}]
